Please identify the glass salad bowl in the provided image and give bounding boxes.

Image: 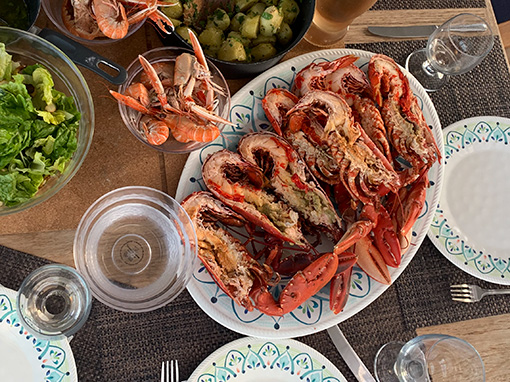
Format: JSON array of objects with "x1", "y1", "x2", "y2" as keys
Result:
[{"x1": 0, "y1": 27, "x2": 94, "y2": 216}]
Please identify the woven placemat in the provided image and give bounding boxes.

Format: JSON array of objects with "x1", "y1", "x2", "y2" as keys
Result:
[
  {"x1": 370, "y1": 0, "x2": 485, "y2": 11},
  {"x1": 3, "y1": 237, "x2": 510, "y2": 381}
]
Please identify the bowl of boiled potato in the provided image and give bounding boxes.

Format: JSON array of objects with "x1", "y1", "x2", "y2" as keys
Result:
[{"x1": 159, "y1": 0, "x2": 315, "y2": 78}]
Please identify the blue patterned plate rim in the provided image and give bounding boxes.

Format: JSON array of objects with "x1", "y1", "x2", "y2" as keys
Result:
[
  {"x1": 176, "y1": 48, "x2": 444, "y2": 339},
  {"x1": 427, "y1": 115, "x2": 510, "y2": 285},
  {"x1": 188, "y1": 336, "x2": 347, "y2": 382},
  {"x1": 0, "y1": 285, "x2": 77, "y2": 382}
]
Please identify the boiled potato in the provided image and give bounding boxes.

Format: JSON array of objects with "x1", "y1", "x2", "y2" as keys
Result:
[
  {"x1": 278, "y1": 0, "x2": 299, "y2": 25},
  {"x1": 276, "y1": 21, "x2": 292, "y2": 45},
  {"x1": 235, "y1": 0, "x2": 258, "y2": 12},
  {"x1": 240, "y1": 14, "x2": 261, "y2": 39},
  {"x1": 250, "y1": 34, "x2": 277, "y2": 46},
  {"x1": 218, "y1": 37, "x2": 248, "y2": 62},
  {"x1": 251, "y1": 43, "x2": 277, "y2": 61},
  {"x1": 159, "y1": 0, "x2": 183, "y2": 19},
  {"x1": 206, "y1": 8, "x2": 230, "y2": 31},
  {"x1": 260, "y1": 5, "x2": 283, "y2": 36},
  {"x1": 228, "y1": 31, "x2": 251, "y2": 47},
  {"x1": 248, "y1": 2, "x2": 267, "y2": 16},
  {"x1": 230, "y1": 12, "x2": 246, "y2": 32},
  {"x1": 262, "y1": 0, "x2": 278, "y2": 5},
  {"x1": 199, "y1": 27, "x2": 224, "y2": 52},
  {"x1": 175, "y1": 26, "x2": 197, "y2": 44}
]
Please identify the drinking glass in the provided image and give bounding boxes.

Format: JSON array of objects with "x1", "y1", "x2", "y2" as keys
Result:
[
  {"x1": 374, "y1": 334, "x2": 485, "y2": 382},
  {"x1": 304, "y1": 0, "x2": 378, "y2": 47},
  {"x1": 16, "y1": 264, "x2": 92, "y2": 340},
  {"x1": 405, "y1": 13, "x2": 494, "y2": 92}
]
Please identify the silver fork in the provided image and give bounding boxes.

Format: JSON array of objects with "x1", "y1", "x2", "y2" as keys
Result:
[
  {"x1": 450, "y1": 284, "x2": 510, "y2": 302},
  {"x1": 161, "y1": 360, "x2": 179, "y2": 382}
]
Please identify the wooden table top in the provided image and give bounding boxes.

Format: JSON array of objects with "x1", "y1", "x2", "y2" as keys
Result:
[{"x1": 1, "y1": 2, "x2": 507, "y2": 381}]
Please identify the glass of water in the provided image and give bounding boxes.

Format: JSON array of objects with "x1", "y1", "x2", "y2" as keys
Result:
[
  {"x1": 374, "y1": 334, "x2": 485, "y2": 382},
  {"x1": 16, "y1": 264, "x2": 92, "y2": 340},
  {"x1": 405, "y1": 13, "x2": 494, "y2": 92}
]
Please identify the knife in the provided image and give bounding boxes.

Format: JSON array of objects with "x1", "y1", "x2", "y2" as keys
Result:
[
  {"x1": 327, "y1": 325, "x2": 377, "y2": 382},
  {"x1": 368, "y1": 24, "x2": 488, "y2": 38}
]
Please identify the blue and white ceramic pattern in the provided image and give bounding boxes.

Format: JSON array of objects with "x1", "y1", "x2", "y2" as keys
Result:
[
  {"x1": 176, "y1": 49, "x2": 444, "y2": 338},
  {"x1": 428, "y1": 116, "x2": 510, "y2": 285},
  {"x1": 0, "y1": 286, "x2": 77, "y2": 382},
  {"x1": 189, "y1": 337, "x2": 347, "y2": 382}
]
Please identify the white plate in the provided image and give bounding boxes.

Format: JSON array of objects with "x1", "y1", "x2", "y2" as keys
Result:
[
  {"x1": 176, "y1": 48, "x2": 444, "y2": 338},
  {"x1": 188, "y1": 337, "x2": 347, "y2": 382},
  {"x1": 0, "y1": 286, "x2": 77, "y2": 382},
  {"x1": 428, "y1": 116, "x2": 510, "y2": 285}
]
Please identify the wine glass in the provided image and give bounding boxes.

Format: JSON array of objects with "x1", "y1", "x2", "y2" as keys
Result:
[
  {"x1": 405, "y1": 13, "x2": 494, "y2": 92},
  {"x1": 16, "y1": 264, "x2": 92, "y2": 340},
  {"x1": 374, "y1": 334, "x2": 485, "y2": 382}
]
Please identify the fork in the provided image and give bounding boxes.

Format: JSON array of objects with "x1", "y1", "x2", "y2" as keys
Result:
[
  {"x1": 450, "y1": 284, "x2": 510, "y2": 302},
  {"x1": 161, "y1": 360, "x2": 179, "y2": 382}
]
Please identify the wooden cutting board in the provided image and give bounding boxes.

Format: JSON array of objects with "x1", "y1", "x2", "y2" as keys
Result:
[{"x1": 417, "y1": 313, "x2": 510, "y2": 382}]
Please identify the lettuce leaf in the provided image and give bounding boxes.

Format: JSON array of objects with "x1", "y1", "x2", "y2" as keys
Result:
[
  {"x1": 0, "y1": 58, "x2": 81, "y2": 207},
  {"x1": 32, "y1": 67, "x2": 56, "y2": 112},
  {"x1": 0, "y1": 43, "x2": 14, "y2": 81}
]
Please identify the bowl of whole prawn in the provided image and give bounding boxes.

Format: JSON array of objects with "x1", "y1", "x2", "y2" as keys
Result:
[
  {"x1": 41, "y1": 0, "x2": 151, "y2": 45},
  {"x1": 114, "y1": 44, "x2": 231, "y2": 154}
]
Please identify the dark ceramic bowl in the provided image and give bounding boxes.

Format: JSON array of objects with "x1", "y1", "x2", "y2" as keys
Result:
[{"x1": 161, "y1": 0, "x2": 315, "y2": 79}]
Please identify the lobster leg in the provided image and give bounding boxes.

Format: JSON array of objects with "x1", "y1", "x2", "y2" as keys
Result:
[
  {"x1": 387, "y1": 172, "x2": 428, "y2": 253},
  {"x1": 355, "y1": 236, "x2": 391, "y2": 285},
  {"x1": 329, "y1": 251, "x2": 357, "y2": 314},
  {"x1": 372, "y1": 204, "x2": 401, "y2": 267},
  {"x1": 333, "y1": 203, "x2": 378, "y2": 255},
  {"x1": 250, "y1": 252, "x2": 339, "y2": 316}
]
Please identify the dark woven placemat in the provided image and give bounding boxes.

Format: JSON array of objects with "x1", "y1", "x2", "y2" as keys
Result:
[
  {"x1": 370, "y1": 0, "x2": 485, "y2": 11},
  {"x1": 3, "y1": 236, "x2": 510, "y2": 381}
]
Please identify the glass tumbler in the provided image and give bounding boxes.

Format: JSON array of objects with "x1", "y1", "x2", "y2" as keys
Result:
[
  {"x1": 16, "y1": 264, "x2": 92, "y2": 340},
  {"x1": 304, "y1": 0, "x2": 378, "y2": 46}
]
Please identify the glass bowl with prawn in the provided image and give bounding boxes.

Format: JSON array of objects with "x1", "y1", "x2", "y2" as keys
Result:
[
  {"x1": 42, "y1": 0, "x2": 146, "y2": 45},
  {"x1": 116, "y1": 46, "x2": 231, "y2": 154}
]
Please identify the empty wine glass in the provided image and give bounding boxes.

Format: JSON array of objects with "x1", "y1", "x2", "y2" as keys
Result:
[
  {"x1": 374, "y1": 334, "x2": 485, "y2": 382},
  {"x1": 405, "y1": 13, "x2": 494, "y2": 92},
  {"x1": 16, "y1": 264, "x2": 92, "y2": 340}
]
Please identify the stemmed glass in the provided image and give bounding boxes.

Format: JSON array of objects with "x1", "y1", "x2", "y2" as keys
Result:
[
  {"x1": 374, "y1": 334, "x2": 485, "y2": 382},
  {"x1": 405, "y1": 13, "x2": 494, "y2": 92}
]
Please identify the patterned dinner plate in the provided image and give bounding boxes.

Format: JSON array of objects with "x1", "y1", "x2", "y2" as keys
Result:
[
  {"x1": 0, "y1": 286, "x2": 77, "y2": 382},
  {"x1": 428, "y1": 116, "x2": 510, "y2": 285},
  {"x1": 176, "y1": 48, "x2": 444, "y2": 338},
  {"x1": 188, "y1": 337, "x2": 347, "y2": 382}
]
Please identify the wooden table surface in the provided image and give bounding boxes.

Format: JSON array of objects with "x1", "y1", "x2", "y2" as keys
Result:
[{"x1": 1, "y1": 2, "x2": 507, "y2": 381}]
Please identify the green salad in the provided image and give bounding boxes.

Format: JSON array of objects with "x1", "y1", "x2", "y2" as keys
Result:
[{"x1": 0, "y1": 43, "x2": 81, "y2": 207}]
